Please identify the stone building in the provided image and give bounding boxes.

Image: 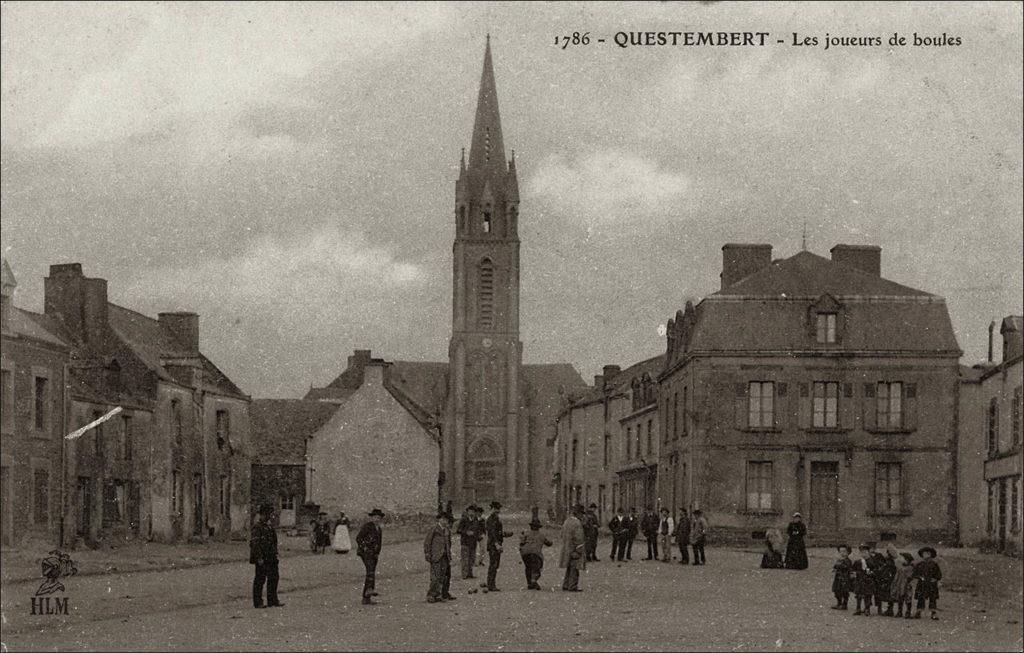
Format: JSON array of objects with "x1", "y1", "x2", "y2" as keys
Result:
[
  {"x1": 43, "y1": 263, "x2": 251, "y2": 544},
  {"x1": 1, "y1": 258, "x2": 71, "y2": 547},
  {"x1": 250, "y1": 399, "x2": 336, "y2": 529},
  {"x1": 959, "y1": 316, "x2": 1023, "y2": 554},
  {"x1": 659, "y1": 244, "x2": 962, "y2": 545},
  {"x1": 552, "y1": 356, "x2": 663, "y2": 522}
]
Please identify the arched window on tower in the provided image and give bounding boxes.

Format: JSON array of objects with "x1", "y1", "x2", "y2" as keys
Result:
[
  {"x1": 478, "y1": 259, "x2": 494, "y2": 329},
  {"x1": 483, "y1": 206, "x2": 492, "y2": 233}
]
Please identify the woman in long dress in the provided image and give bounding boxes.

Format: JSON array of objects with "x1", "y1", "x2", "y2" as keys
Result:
[
  {"x1": 333, "y1": 512, "x2": 352, "y2": 554},
  {"x1": 783, "y1": 512, "x2": 809, "y2": 570}
]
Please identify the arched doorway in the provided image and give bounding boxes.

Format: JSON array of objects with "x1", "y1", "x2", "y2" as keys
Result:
[{"x1": 469, "y1": 438, "x2": 500, "y2": 503}]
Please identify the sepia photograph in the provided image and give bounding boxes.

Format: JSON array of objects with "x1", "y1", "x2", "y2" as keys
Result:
[{"x1": 0, "y1": 1, "x2": 1022, "y2": 651}]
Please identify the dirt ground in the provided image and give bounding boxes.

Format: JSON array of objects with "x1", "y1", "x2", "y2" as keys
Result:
[{"x1": 1, "y1": 534, "x2": 1021, "y2": 652}]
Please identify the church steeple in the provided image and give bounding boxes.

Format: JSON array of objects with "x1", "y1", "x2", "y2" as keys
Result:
[{"x1": 468, "y1": 35, "x2": 506, "y2": 178}]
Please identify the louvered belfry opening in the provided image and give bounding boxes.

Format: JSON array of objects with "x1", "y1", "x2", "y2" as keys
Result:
[{"x1": 478, "y1": 258, "x2": 494, "y2": 329}]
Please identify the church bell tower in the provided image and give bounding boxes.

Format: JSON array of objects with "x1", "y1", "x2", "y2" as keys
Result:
[{"x1": 445, "y1": 36, "x2": 522, "y2": 506}]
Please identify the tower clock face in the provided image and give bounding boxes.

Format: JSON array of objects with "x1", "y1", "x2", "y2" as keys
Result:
[{"x1": 482, "y1": 338, "x2": 492, "y2": 348}]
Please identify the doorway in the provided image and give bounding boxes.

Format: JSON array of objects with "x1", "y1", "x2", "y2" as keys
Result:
[{"x1": 810, "y1": 462, "x2": 839, "y2": 537}]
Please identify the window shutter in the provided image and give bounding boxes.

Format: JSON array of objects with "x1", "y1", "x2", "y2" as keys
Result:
[
  {"x1": 899, "y1": 462, "x2": 908, "y2": 514},
  {"x1": 862, "y1": 384, "x2": 877, "y2": 431},
  {"x1": 777, "y1": 383, "x2": 788, "y2": 397},
  {"x1": 840, "y1": 383, "x2": 854, "y2": 430},
  {"x1": 773, "y1": 383, "x2": 784, "y2": 429},
  {"x1": 904, "y1": 383, "x2": 918, "y2": 431},
  {"x1": 871, "y1": 463, "x2": 880, "y2": 514},
  {"x1": 735, "y1": 386, "x2": 747, "y2": 430},
  {"x1": 798, "y1": 383, "x2": 811, "y2": 429}
]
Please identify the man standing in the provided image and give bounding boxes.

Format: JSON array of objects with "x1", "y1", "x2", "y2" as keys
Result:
[
  {"x1": 518, "y1": 508, "x2": 553, "y2": 590},
  {"x1": 485, "y1": 501, "x2": 511, "y2": 591},
  {"x1": 674, "y1": 508, "x2": 690, "y2": 565},
  {"x1": 424, "y1": 510, "x2": 456, "y2": 603},
  {"x1": 356, "y1": 508, "x2": 384, "y2": 605},
  {"x1": 624, "y1": 508, "x2": 639, "y2": 561},
  {"x1": 250, "y1": 503, "x2": 282, "y2": 609},
  {"x1": 691, "y1": 508, "x2": 708, "y2": 565},
  {"x1": 455, "y1": 505, "x2": 484, "y2": 580},
  {"x1": 608, "y1": 509, "x2": 627, "y2": 561},
  {"x1": 641, "y1": 506, "x2": 659, "y2": 561},
  {"x1": 560, "y1": 505, "x2": 586, "y2": 592},
  {"x1": 658, "y1": 508, "x2": 675, "y2": 562},
  {"x1": 583, "y1": 503, "x2": 600, "y2": 562}
]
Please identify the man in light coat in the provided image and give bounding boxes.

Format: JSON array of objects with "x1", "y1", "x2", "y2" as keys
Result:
[
  {"x1": 658, "y1": 508, "x2": 675, "y2": 562},
  {"x1": 560, "y1": 504, "x2": 587, "y2": 591}
]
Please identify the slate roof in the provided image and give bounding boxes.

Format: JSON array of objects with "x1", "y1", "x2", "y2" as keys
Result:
[
  {"x1": 685, "y1": 251, "x2": 961, "y2": 355},
  {"x1": 716, "y1": 251, "x2": 931, "y2": 298},
  {"x1": 389, "y1": 361, "x2": 450, "y2": 416},
  {"x1": 251, "y1": 399, "x2": 338, "y2": 464},
  {"x1": 107, "y1": 304, "x2": 247, "y2": 399},
  {"x1": 5, "y1": 307, "x2": 70, "y2": 349},
  {"x1": 567, "y1": 354, "x2": 665, "y2": 408}
]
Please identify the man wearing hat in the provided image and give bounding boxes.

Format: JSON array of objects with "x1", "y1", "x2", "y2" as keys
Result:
[
  {"x1": 560, "y1": 504, "x2": 586, "y2": 591},
  {"x1": 690, "y1": 508, "x2": 708, "y2": 565},
  {"x1": 424, "y1": 509, "x2": 456, "y2": 603},
  {"x1": 356, "y1": 508, "x2": 385, "y2": 605},
  {"x1": 484, "y1": 501, "x2": 512, "y2": 591},
  {"x1": 249, "y1": 503, "x2": 282, "y2": 608},
  {"x1": 519, "y1": 507, "x2": 553, "y2": 590},
  {"x1": 455, "y1": 504, "x2": 485, "y2": 580}
]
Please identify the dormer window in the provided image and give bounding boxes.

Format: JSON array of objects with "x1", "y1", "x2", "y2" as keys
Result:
[{"x1": 816, "y1": 313, "x2": 837, "y2": 343}]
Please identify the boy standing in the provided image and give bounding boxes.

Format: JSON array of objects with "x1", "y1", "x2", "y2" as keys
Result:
[
  {"x1": 912, "y1": 546, "x2": 942, "y2": 620},
  {"x1": 852, "y1": 543, "x2": 875, "y2": 616},
  {"x1": 519, "y1": 509, "x2": 553, "y2": 590},
  {"x1": 830, "y1": 545, "x2": 853, "y2": 610}
]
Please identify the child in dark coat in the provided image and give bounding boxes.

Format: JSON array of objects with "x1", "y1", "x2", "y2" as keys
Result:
[
  {"x1": 852, "y1": 543, "x2": 875, "y2": 615},
  {"x1": 889, "y1": 552, "x2": 917, "y2": 618},
  {"x1": 830, "y1": 544, "x2": 853, "y2": 609},
  {"x1": 912, "y1": 546, "x2": 942, "y2": 620},
  {"x1": 873, "y1": 545, "x2": 899, "y2": 616}
]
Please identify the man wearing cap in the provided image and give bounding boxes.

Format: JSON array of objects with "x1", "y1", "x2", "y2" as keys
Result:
[
  {"x1": 356, "y1": 508, "x2": 385, "y2": 605},
  {"x1": 249, "y1": 503, "x2": 282, "y2": 609},
  {"x1": 484, "y1": 501, "x2": 512, "y2": 591},
  {"x1": 560, "y1": 504, "x2": 587, "y2": 591},
  {"x1": 690, "y1": 508, "x2": 708, "y2": 565},
  {"x1": 424, "y1": 510, "x2": 456, "y2": 603},
  {"x1": 456, "y1": 505, "x2": 484, "y2": 580}
]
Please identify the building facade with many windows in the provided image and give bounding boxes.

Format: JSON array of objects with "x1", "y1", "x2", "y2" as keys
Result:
[
  {"x1": 959, "y1": 316, "x2": 1023, "y2": 555},
  {"x1": 659, "y1": 244, "x2": 962, "y2": 545}
]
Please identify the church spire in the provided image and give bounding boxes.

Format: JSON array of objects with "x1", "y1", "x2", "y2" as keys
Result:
[{"x1": 468, "y1": 35, "x2": 506, "y2": 176}]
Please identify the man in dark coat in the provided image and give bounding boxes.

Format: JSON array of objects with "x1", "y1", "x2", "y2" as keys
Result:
[
  {"x1": 485, "y1": 501, "x2": 512, "y2": 591},
  {"x1": 624, "y1": 508, "x2": 639, "y2": 560},
  {"x1": 641, "y1": 506, "x2": 659, "y2": 560},
  {"x1": 912, "y1": 546, "x2": 942, "y2": 620},
  {"x1": 249, "y1": 503, "x2": 282, "y2": 608},
  {"x1": 424, "y1": 510, "x2": 455, "y2": 603},
  {"x1": 583, "y1": 504, "x2": 600, "y2": 562},
  {"x1": 674, "y1": 508, "x2": 691, "y2": 564},
  {"x1": 356, "y1": 508, "x2": 384, "y2": 605},
  {"x1": 455, "y1": 505, "x2": 484, "y2": 580},
  {"x1": 608, "y1": 509, "x2": 627, "y2": 561}
]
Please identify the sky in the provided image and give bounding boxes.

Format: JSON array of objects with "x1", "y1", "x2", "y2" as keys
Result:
[{"x1": 2, "y1": 1, "x2": 1022, "y2": 398}]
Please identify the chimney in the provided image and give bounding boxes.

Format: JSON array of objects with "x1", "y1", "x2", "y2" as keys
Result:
[
  {"x1": 988, "y1": 320, "x2": 996, "y2": 363},
  {"x1": 721, "y1": 244, "x2": 772, "y2": 289},
  {"x1": 45, "y1": 263, "x2": 109, "y2": 343},
  {"x1": 158, "y1": 312, "x2": 200, "y2": 354},
  {"x1": 343, "y1": 349, "x2": 373, "y2": 388},
  {"x1": 363, "y1": 360, "x2": 386, "y2": 386},
  {"x1": 602, "y1": 364, "x2": 621, "y2": 381},
  {"x1": 1, "y1": 258, "x2": 16, "y2": 331},
  {"x1": 1001, "y1": 317, "x2": 1023, "y2": 362},
  {"x1": 593, "y1": 374, "x2": 604, "y2": 389},
  {"x1": 830, "y1": 244, "x2": 881, "y2": 276}
]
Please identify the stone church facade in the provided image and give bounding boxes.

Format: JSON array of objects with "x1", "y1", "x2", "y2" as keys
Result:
[{"x1": 289, "y1": 40, "x2": 586, "y2": 514}]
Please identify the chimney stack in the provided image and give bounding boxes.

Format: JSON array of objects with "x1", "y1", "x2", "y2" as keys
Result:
[
  {"x1": 1001, "y1": 317, "x2": 1023, "y2": 362},
  {"x1": 1, "y1": 258, "x2": 16, "y2": 331},
  {"x1": 158, "y1": 312, "x2": 200, "y2": 354},
  {"x1": 602, "y1": 364, "x2": 621, "y2": 381},
  {"x1": 988, "y1": 320, "x2": 996, "y2": 363},
  {"x1": 721, "y1": 244, "x2": 772, "y2": 289},
  {"x1": 593, "y1": 374, "x2": 604, "y2": 389},
  {"x1": 45, "y1": 263, "x2": 109, "y2": 344},
  {"x1": 830, "y1": 244, "x2": 881, "y2": 276}
]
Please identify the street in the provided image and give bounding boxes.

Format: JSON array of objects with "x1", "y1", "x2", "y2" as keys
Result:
[{"x1": 1, "y1": 535, "x2": 1021, "y2": 652}]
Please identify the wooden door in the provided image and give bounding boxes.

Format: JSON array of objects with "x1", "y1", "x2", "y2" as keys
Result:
[
  {"x1": 810, "y1": 462, "x2": 839, "y2": 538},
  {"x1": 473, "y1": 461, "x2": 497, "y2": 504}
]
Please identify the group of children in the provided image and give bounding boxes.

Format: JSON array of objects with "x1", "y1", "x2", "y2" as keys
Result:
[{"x1": 831, "y1": 542, "x2": 943, "y2": 620}]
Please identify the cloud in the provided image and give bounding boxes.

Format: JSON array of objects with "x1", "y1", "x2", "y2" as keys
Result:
[
  {"x1": 526, "y1": 151, "x2": 692, "y2": 225},
  {"x1": 124, "y1": 228, "x2": 426, "y2": 309}
]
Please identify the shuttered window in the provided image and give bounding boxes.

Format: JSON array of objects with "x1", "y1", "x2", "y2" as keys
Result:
[
  {"x1": 748, "y1": 381, "x2": 774, "y2": 428},
  {"x1": 813, "y1": 382, "x2": 839, "y2": 428},
  {"x1": 478, "y1": 259, "x2": 494, "y2": 329},
  {"x1": 876, "y1": 382, "x2": 903, "y2": 428}
]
